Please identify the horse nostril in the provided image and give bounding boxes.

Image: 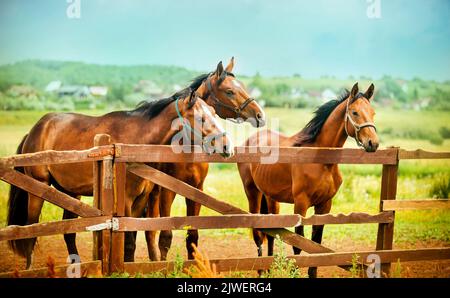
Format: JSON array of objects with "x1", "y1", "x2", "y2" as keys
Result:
[
  {"x1": 256, "y1": 112, "x2": 263, "y2": 120},
  {"x1": 223, "y1": 145, "x2": 228, "y2": 153},
  {"x1": 368, "y1": 140, "x2": 373, "y2": 148}
]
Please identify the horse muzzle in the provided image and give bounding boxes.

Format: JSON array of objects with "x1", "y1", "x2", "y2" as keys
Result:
[{"x1": 363, "y1": 139, "x2": 379, "y2": 152}]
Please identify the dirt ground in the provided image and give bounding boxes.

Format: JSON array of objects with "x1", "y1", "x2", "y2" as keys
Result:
[{"x1": 1, "y1": 231, "x2": 449, "y2": 278}]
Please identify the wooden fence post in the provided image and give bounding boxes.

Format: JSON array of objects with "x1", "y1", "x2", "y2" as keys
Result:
[
  {"x1": 93, "y1": 134, "x2": 114, "y2": 275},
  {"x1": 376, "y1": 148, "x2": 399, "y2": 277},
  {"x1": 110, "y1": 160, "x2": 126, "y2": 273}
]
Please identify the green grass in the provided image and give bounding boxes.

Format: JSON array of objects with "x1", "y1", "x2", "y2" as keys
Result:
[{"x1": 0, "y1": 108, "x2": 449, "y2": 245}]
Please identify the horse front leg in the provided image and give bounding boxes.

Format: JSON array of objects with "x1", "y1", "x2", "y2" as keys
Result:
[
  {"x1": 145, "y1": 186, "x2": 160, "y2": 261},
  {"x1": 63, "y1": 205, "x2": 80, "y2": 262},
  {"x1": 158, "y1": 188, "x2": 176, "y2": 261},
  {"x1": 123, "y1": 176, "x2": 149, "y2": 263},
  {"x1": 266, "y1": 197, "x2": 280, "y2": 257},
  {"x1": 185, "y1": 198, "x2": 202, "y2": 260},
  {"x1": 308, "y1": 199, "x2": 332, "y2": 278},
  {"x1": 292, "y1": 193, "x2": 309, "y2": 255}
]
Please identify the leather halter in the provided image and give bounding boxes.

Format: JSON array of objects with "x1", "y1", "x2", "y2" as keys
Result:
[
  {"x1": 344, "y1": 97, "x2": 377, "y2": 148},
  {"x1": 205, "y1": 72, "x2": 255, "y2": 121}
]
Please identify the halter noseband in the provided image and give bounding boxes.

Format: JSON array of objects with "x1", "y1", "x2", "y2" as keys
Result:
[
  {"x1": 205, "y1": 72, "x2": 255, "y2": 122},
  {"x1": 344, "y1": 97, "x2": 377, "y2": 148},
  {"x1": 175, "y1": 95, "x2": 227, "y2": 154}
]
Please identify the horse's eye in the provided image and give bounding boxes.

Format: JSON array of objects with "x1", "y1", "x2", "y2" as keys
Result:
[
  {"x1": 226, "y1": 90, "x2": 234, "y2": 96},
  {"x1": 352, "y1": 111, "x2": 358, "y2": 116}
]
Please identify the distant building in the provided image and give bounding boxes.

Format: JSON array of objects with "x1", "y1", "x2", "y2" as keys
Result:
[
  {"x1": 89, "y1": 86, "x2": 108, "y2": 97},
  {"x1": 57, "y1": 85, "x2": 90, "y2": 98},
  {"x1": 290, "y1": 88, "x2": 303, "y2": 98},
  {"x1": 411, "y1": 97, "x2": 431, "y2": 111},
  {"x1": 249, "y1": 87, "x2": 262, "y2": 98},
  {"x1": 134, "y1": 80, "x2": 163, "y2": 97},
  {"x1": 307, "y1": 90, "x2": 322, "y2": 100},
  {"x1": 7, "y1": 85, "x2": 39, "y2": 99},
  {"x1": 45, "y1": 80, "x2": 62, "y2": 92},
  {"x1": 321, "y1": 89, "x2": 337, "y2": 102}
]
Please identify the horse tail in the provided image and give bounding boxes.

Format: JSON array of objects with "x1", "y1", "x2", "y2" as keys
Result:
[{"x1": 7, "y1": 134, "x2": 30, "y2": 257}]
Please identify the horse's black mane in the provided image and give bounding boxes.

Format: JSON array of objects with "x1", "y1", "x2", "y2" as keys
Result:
[
  {"x1": 293, "y1": 89, "x2": 365, "y2": 146},
  {"x1": 131, "y1": 73, "x2": 212, "y2": 119},
  {"x1": 131, "y1": 71, "x2": 236, "y2": 119}
]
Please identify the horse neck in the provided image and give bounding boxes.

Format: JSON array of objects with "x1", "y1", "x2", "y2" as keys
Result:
[
  {"x1": 196, "y1": 83, "x2": 209, "y2": 103},
  {"x1": 312, "y1": 99, "x2": 349, "y2": 148},
  {"x1": 139, "y1": 101, "x2": 182, "y2": 145}
]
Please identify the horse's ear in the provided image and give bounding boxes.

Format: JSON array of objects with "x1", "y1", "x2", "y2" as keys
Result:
[
  {"x1": 215, "y1": 61, "x2": 224, "y2": 77},
  {"x1": 350, "y1": 82, "x2": 359, "y2": 100},
  {"x1": 364, "y1": 83, "x2": 375, "y2": 101},
  {"x1": 225, "y1": 57, "x2": 235, "y2": 72}
]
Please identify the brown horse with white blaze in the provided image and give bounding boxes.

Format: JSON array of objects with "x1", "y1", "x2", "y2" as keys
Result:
[
  {"x1": 143, "y1": 58, "x2": 266, "y2": 261},
  {"x1": 7, "y1": 89, "x2": 232, "y2": 268},
  {"x1": 237, "y1": 83, "x2": 379, "y2": 278}
]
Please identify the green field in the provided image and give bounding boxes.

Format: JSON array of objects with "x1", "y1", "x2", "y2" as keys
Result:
[{"x1": 0, "y1": 108, "x2": 449, "y2": 246}]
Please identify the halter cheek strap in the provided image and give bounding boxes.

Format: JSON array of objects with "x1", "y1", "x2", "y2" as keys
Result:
[
  {"x1": 175, "y1": 96, "x2": 227, "y2": 153},
  {"x1": 344, "y1": 98, "x2": 377, "y2": 147},
  {"x1": 205, "y1": 73, "x2": 255, "y2": 122}
]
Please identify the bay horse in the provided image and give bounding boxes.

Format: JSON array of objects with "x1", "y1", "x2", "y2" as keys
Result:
[
  {"x1": 7, "y1": 89, "x2": 232, "y2": 269},
  {"x1": 237, "y1": 83, "x2": 379, "y2": 278},
  {"x1": 143, "y1": 57, "x2": 266, "y2": 261}
]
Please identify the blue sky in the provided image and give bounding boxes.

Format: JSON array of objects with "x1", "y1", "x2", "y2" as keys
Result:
[{"x1": 0, "y1": 0, "x2": 449, "y2": 80}]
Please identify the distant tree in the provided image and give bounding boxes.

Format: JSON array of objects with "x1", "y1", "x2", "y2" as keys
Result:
[
  {"x1": 382, "y1": 77, "x2": 407, "y2": 102},
  {"x1": 412, "y1": 88, "x2": 419, "y2": 100},
  {"x1": 274, "y1": 83, "x2": 290, "y2": 95},
  {"x1": 107, "y1": 85, "x2": 126, "y2": 102},
  {"x1": 429, "y1": 88, "x2": 450, "y2": 110}
]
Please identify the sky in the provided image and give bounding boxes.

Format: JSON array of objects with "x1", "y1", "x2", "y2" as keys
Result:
[{"x1": 0, "y1": 0, "x2": 449, "y2": 80}]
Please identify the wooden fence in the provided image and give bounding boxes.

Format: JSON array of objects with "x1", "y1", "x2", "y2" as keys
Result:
[{"x1": 0, "y1": 134, "x2": 449, "y2": 278}]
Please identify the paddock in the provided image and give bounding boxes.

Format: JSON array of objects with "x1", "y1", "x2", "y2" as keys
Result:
[{"x1": 0, "y1": 134, "x2": 449, "y2": 277}]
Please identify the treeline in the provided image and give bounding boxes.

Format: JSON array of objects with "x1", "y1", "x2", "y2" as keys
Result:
[{"x1": 0, "y1": 60, "x2": 449, "y2": 111}]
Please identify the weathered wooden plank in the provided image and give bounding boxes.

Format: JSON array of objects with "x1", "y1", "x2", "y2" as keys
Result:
[
  {"x1": 0, "y1": 167, "x2": 102, "y2": 217},
  {"x1": 116, "y1": 144, "x2": 398, "y2": 165},
  {"x1": 123, "y1": 248, "x2": 450, "y2": 274},
  {"x1": 300, "y1": 212, "x2": 394, "y2": 225},
  {"x1": 128, "y1": 164, "x2": 246, "y2": 215},
  {"x1": 128, "y1": 164, "x2": 336, "y2": 255},
  {"x1": 0, "y1": 216, "x2": 110, "y2": 242},
  {"x1": 376, "y1": 163, "x2": 398, "y2": 277},
  {"x1": 117, "y1": 214, "x2": 302, "y2": 231},
  {"x1": 0, "y1": 145, "x2": 114, "y2": 168},
  {"x1": 110, "y1": 161, "x2": 126, "y2": 273},
  {"x1": 92, "y1": 134, "x2": 111, "y2": 261},
  {"x1": 0, "y1": 261, "x2": 103, "y2": 278},
  {"x1": 399, "y1": 149, "x2": 450, "y2": 160},
  {"x1": 382, "y1": 199, "x2": 450, "y2": 211},
  {"x1": 100, "y1": 154, "x2": 115, "y2": 275}
]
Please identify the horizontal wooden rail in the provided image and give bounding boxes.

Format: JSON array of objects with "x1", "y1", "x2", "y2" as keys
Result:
[
  {"x1": 116, "y1": 144, "x2": 399, "y2": 164},
  {"x1": 0, "y1": 261, "x2": 102, "y2": 278},
  {"x1": 0, "y1": 168, "x2": 102, "y2": 217},
  {"x1": 0, "y1": 216, "x2": 110, "y2": 241},
  {"x1": 124, "y1": 247, "x2": 450, "y2": 274},
  {"x1": 0, "y1": 145, "x2": 114, "y2": 168},
  {"x1": 300, "y1": 211, "x2": 394, "y2": 225},
  {"x1": 128, "y1": 164, "x2": 349, "y2": 267},
  {"x1": 382, "y1": 199, "x2": 450, "y2": 211},
  {"x1": 117, "y1": 214, "x2": 302, "y2": 231},
  {"x1": 399, "y1": 149, "x2": 450, "y2": 160}
]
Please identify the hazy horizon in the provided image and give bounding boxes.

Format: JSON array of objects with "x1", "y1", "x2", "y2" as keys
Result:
[{"x1": 1, "y1": 0, "x2": 449, "y2": 81}]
